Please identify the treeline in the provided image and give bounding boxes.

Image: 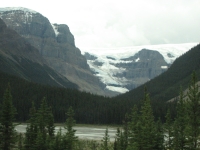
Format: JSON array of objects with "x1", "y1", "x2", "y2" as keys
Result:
[
  {"x1": 1, "y1": 44, "x2": 200, "y2": 125},
  {"x1": 0, "y1": 72, "x2": 200, "y2": 149},
  {"x1": 0, "y1": 71, "x2": 171, "y2": 124}
]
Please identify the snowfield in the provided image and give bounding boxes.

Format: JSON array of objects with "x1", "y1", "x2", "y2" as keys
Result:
[{"x1": 81, "y1": 43, "x2": 198, "y2": 93}]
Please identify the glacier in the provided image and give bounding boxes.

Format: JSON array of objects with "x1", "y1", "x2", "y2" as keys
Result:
[{"x1": 81, "y1": 43, "x2": 198, "y2": 93}]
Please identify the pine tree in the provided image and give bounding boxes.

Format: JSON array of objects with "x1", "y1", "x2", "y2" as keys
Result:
[
  {"x1": 122, "y1": 113, "x2": 129, "y2": 150},
  {"x1": 63, "y1": 106, "x2": 77, "y2": 150},
  {"x1": 46, "y1": 106, "x2": 55, "y2": 138},
  {"x1": 50, "y1": 128, "x2": 64, "y2": 150},
  {"x1": 24, "y1": 101, "x2": 38, "y2": 150},
  {"x1": 173, "y1": 87, "x2": 189, "y2": 150},
  {"x1": 114, "y1": 128, "x2": 120, "y2": 150},
  {"x1": 128, "y1": 88, "x2": 162, "y2": 150},
  {"x1": 17, "y1": 133, "x2": 23, "y2": 150},
  {"x1": 34, "y1": 131, "x2": 46, "y2": 150},
  {"x1": 101, "y1": 128, "x2": 110, "y2": 150},
  {"x1": 186, "y1": 72, "x2": 200, "y2": 149},
  {"x1": 35, "y1": 97, "x2": 55, "y2": 149},
  {"x1": 154, "y1": 118, "x2": 164, "y2": 150},
  {"x1": 0, "y1": 84, "x2": 17, "y2": 150},
  {"x1": 128, "y1": 105, "x2": 138, "y2": 148},
  {"x1": 164, "y1": 109, "x2": 173, "y2": 150},
  {"x1": 139, "y1": 91, "x2": 158, "y2": 150},
  {"x1": 114, "y1": 127, "x2": 124, "y2": 150}
]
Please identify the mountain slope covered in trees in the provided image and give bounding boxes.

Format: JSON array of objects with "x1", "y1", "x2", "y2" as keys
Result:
[{"x1": 0, "y1": 44, "x2": 199, "y2": 124}]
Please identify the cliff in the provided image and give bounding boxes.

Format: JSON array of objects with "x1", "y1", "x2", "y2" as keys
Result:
[{"x1": 0, "y1": 7, "x2": 107, "y2": 95}]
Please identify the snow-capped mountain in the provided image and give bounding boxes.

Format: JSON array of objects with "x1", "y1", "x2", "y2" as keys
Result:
[
  {"x1": 81, "y1": 43, "x2": 198, "y2": 94},
  {"x1": 0, "y1": 7, "x2": 108, "y2": 96}
]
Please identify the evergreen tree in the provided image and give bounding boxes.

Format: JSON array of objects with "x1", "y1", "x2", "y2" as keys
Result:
[
  {"x1": 114, "y1": 128, "x2": 121, "y2": 150},
  {"x1": 101, "y1": 128, "x2": 110, "y2": 150},
  {"x1": 186, "y1": 72, "x2": 200, "y2": 149},
  {"x1": 164, "y1": 109, "x2": 173, "y2": 150},
  {"x1": 122, "y1": 113, "x2": 129, "y2": 150},
  {"x1": 24, "y1": 102, "x2": 38, "y2": 150},
  {"x1": 24, "y1": 98, "x2": 55, "y2": 150},
  {"x1": 0, "y1": 85, "x2": 17, "y2": 150},
  {"x1": 35, "y1": 97, "x2": 55, "y2": 149},
  {"x1": 128, "y1": 88, "x2": 162, "y2": 150},
  {"x1": 139, "y1": 91, "x2": 158, "y2": 149},
  {"x1": 50, "y1": 128, "x2": 64, "y2": 150},
  {"x1": 36, "y1": 97, "x2": 49, "y2": 136},
  {"x1": 63, "y1": 106, "x2": 77, "y2": 150},
  {"x1": 34, "y1": 131, "x2": 47, "y2": 150},
  {"x1": 17, "y1": 133, "x2": 23, "y2": 150},
  {"x1": 173, "y1": 87, "x2": 189, "y2": 150},
  {"x1": 127, "y1": 105, "x2": 138, "y2": 148},
  {"x1": 114, "y1": 127, "x2": 124, "y2": 150},
  {"x1": 46, "y1": 106, "x2": 55, "y2": 138},
  {"x1": 154, "y1": 118, "x2": 164, "y2": 150}
]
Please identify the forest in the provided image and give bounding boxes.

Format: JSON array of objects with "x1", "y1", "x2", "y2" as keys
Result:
[{"x1": 0, "y1": 72, "x2": 199, "y2": 150}]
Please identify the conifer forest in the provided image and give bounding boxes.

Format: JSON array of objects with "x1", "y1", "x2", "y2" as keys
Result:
[{"x1": 0, "y1": 72, "x2": 200, "y2": 150}]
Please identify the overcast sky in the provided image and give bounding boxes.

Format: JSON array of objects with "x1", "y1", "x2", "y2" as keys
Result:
[{"x1": 1, "y1": 0, "x2": 200, "y2": 48}]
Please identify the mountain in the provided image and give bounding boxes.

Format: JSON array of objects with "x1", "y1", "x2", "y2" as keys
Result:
[
  {"x1": 0, "y1": 7, "x2": 198, "y2": 97},
  {"x1": 114, "y1": 43, "x2": 200, "y2": 103},
  {"x1": 0, "y1": 18, "x2": 77, "y2": 88},
  {"x1": 81, "y1": 43, "x2": 197, "y2": 94},
  {"x1": 0, "y1": 7, "x2": 108, "y2": 95}
]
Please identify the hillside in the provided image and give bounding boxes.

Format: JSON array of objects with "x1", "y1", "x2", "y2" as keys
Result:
[
  {"x1": 0, "y1": 18, "x2": 77, "y2": 89},
  {"x1": 1, "y1": 43, "x2": 199, "y2": 124},
  {"x1": 114, "y1": 43, "x2": 200, "y2": 103},
  {"x1": 0, "y1": 7, "x2": 109, "y2": 96},
  {"x1": 82, "y1": 43, "x2": 197, "y2": 93}
]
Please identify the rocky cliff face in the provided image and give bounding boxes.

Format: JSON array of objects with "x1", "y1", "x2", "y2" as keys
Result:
[
  {"x1": 83, "y1": 49, "x2": 169, "y2": 92},
  {"x1": 112, "y1": 49, "x2": 168, "y2": 89},
  {"x1": 0, "y1": 18, "x2": 77, "y2": 88},
  {"x1": 0, "y1": 7, "x2": 107, "y2": 95}
]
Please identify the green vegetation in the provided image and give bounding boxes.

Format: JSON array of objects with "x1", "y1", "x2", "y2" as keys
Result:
[
  {"x1": 0, "y1": 84, "x2": 17, "y2": 150},
  {"x1": 0, "y1": 72, "x2": 199, "y2": 149},
  {"x1": 0, "y1": 44, "x2": 199, "y2": 125}
]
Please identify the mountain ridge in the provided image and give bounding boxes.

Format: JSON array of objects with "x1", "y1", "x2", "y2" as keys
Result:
[
  {"x1": 0, "y1": 18, "x2": 77, "y2": 88},
  {"x1": 81, "y1": 43, "x2": 197, "y2": 93},
  {"x1": 0, "y1": 7, "x2": 111, "y2": 96},
  {"x1": 114, "y1": 43, "x2": 200, "y2": 103}
]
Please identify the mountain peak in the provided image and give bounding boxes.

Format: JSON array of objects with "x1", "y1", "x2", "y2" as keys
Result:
[{"x1": 0, "y1": 7, "x2": 38, "y2": 14}]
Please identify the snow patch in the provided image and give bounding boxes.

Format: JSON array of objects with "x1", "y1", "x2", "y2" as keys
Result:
[
  {"x1": 106, "y1": 86, "x2": 129, "y2": 93},
  {"x1": 51, "y1": 24, "x2": 60, "y2": 37},
  {"x1": 161, "y1": 66, "x2": 168, "y2": 69},
  {"x1": 0, "y1": 7, "x2": 38, "y2": 14},
  {"x1": 135, "y1": 57, "x2": 140, "y2": 62}
]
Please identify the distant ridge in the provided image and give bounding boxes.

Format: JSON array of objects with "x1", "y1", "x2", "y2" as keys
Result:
[
  {"x1": 114, "y1": 43, "x2": 200, "y2": 103},
  {"x1": 82, "y1": 43, "x2": 197, "y2": 93}
]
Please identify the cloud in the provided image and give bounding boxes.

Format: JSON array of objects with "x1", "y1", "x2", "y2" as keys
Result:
[{"x1": 1, "y1": 0, "x2": 200, "y2": 48}]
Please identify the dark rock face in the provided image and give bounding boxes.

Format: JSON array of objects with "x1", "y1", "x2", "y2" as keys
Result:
[
  {"x1": 0, "y1": 18, "x2": 77, "y2": 89},
  {"x1": 0, "y1": 8, "x2": 107, "y2": 95},
  {"x1": 53, "y1": 24, "x2": 75, "y2": 46},
  {"x1": 84, "y1": 52, "x2": 97, "y2": 60},
  {"x1": 83, "y1": 48, "x2": 169, "y2": 92},
  {"x1": 114, "y1": 49, "x2": 168, "y2": 90}
]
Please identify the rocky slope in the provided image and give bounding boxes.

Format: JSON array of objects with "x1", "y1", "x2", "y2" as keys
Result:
[
  {"x1": 82, "y1": 43, "x2": 197, "y2": 93},
  {"x1": 0, "y1": 7, "x2": 107, "y2": 95},
  {"x1": 0, "y1": 7, "x2": 197, "y2": 96},
  {"x1": 114, "y1": 43, "x2": 200, "y2": 103},
  {"x1": 0, "y1": 18, "x2": 77, "y2": 88}
]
